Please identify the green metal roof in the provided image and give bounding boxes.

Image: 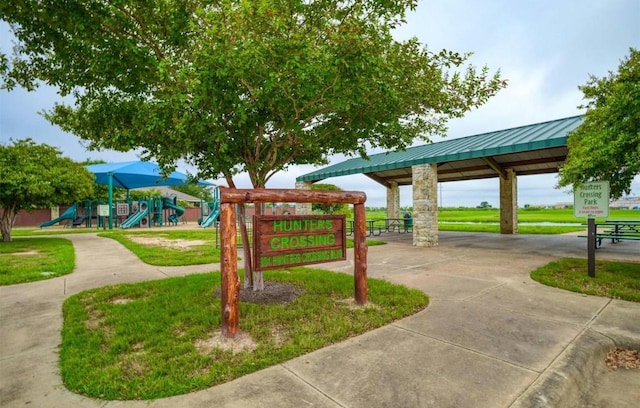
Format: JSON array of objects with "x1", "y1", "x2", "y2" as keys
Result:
[{"x1": 297, "y1": 115, "x2": 584, "y2": 183}]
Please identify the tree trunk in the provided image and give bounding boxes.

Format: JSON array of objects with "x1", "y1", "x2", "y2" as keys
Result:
[
  {"x1": 237, "y1": 203, "x2": 254, "y2": 289},
  {"x1": 224, "y1": 176, "x2": 254, "y2": 289},
  {"x1": 253, "y1": 203, "x2": 264, "y2": 291},
  {"x1": 0, "y1": 204, "x2": 16, "y2": 242}
]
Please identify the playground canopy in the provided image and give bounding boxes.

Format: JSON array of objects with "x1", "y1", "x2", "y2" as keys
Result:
[
  {"x1": 86, "y1": 161, "x2": 213, "y2": 189},
  {"x1": 85, "y1": 161, "x2": 214, "y2": 228}
]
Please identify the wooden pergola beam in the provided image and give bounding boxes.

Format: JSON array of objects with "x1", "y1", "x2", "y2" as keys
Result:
[{"x1": 482, "y1": 156, "x2": 508, "y2": 180}]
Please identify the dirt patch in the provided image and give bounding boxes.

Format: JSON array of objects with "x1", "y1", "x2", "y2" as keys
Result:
[
  {"x1": 12, "y1": 250, "x2": 39, "y2": 256},
  {"x1": 110, "y1": 297, "x2": 134, "y2": 305},
  {"x1": 195, "y1": 330, "x2": 257, "y2": 355},
  {"x1": 214, "y1": 281, "x2": 304, "y2": 305},
  {"x1": 127, "y1": 236, "x2": 207, "y2": 249},
  {"x1": 337, "y1": 298, "x2": 379, "y2": 310}
]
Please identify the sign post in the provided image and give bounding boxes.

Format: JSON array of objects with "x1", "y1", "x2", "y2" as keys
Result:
[{"x1": 573, "y1": 181, "x2": 610, "y2": 278}]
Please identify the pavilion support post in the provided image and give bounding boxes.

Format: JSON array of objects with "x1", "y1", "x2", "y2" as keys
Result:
[
  {"x1": 220, "y1": 202, "x2": 240, "y2": 338},
  {"x1": 353, "y1": 203, "x2": 368, "y2": 304},
  {"x1": 108, "y1": 172, "x2": 113, "y2": 230},
  {"x1": 500, "y1": 168, "x2": 518, "y2": 234},
  {"x1": 386, "y1": 181, "x2": 400, "y2": 221},
  {"x1": 294, "y1": 181, "x2": 313, "y2": 215},
  {"x1": 411, "y1": 163, "x2": 439, "y2": 247}
]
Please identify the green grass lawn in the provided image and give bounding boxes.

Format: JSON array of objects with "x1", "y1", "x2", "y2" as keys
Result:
[
  {"x1": 364, "y1": 208, "x2": 640, "y2": 223},
  {"x1": 0, "y1": 237, "x2": 75, "y2": 285},
  {"x1": 11, "y1": 227, "x2": 102, "y2": 237},
  {"x1": 437, "y1": 223, "x2": 585, "y2": 234},
  {"x1": 531, "y1": 258, "x2": 640, "y2": 302},
  {"x1": 61, "y1": 268, "x2": 428, "y2": 400},
  {"x1": 358, "y1": 207, "x2": 639, "y2": 235},
  {"x1": 98, "y1": 229, "x2": 222, "y2": 265}
]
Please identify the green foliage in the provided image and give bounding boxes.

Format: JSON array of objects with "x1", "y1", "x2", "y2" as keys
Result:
[
  {"x1": 170, "y1": 184, "x2": 215, "y2": 201},
  {"x1": 1, "y1": 0, "x2": 505, "y2": 190},
  {"x1": 60, "y1": 269, "x2": 428, "y2": 399},
  {"x1": 559, "y1": 48, "x2": 640, "y2": 198},
  {"x1": 0, "y1": 138, "x2": 95, "y2": 241},
  {"x1": 311, "y1": 183, "x2": 347, "y2": 214},
  {"x1": 129, "y1": 189, "x2": 162, "y2": 201},
  {"x1": 0, "y1": 237, "x2": 75, "y2": 285}
]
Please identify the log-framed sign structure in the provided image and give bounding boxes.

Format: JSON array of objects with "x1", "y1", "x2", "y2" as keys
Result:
[{"x1": 219, "y1": 188, "x2": 368, "y2": 338}]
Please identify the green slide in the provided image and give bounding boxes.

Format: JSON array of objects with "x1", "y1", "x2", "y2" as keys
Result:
[
  {"x1": 200, "y1": 199, "x2": 220, "y2": 228},
  {"x1": 163, "y1": 197, "x2": 184, "y2": 225},
  {"x1": 40, "y1": 203, "x2": 77, "y2": 227},
  {"x1": 121, "y1": 203, "x2": 152, "y2": 229}
]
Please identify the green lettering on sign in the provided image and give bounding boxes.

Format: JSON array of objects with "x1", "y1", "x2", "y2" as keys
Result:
[{"x1": 254, "y1": 214, "x2": 346, "y2": 271}]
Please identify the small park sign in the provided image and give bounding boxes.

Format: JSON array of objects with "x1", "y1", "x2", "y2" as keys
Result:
[
  {"x1": 574, "y1": 181, "x2": 610, "y2": 218},
  {"x1": 253, "y1": 214, "x2": 346, "y2": 271},
  {"x1": 97, "y1": 204, "x2": 110, "y2": 217}
]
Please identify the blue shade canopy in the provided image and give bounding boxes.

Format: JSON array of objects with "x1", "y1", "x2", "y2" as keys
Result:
[{"x1": 86, "y1": 161, "x2": 214, "y2": 189}]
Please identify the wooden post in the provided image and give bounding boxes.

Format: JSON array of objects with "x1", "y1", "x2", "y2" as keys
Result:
[
  {"x1": 220, "y1": 202, "x2": 240, "y2": 337},
  {"x1": 353, "y1": 203, "x2": 368, "y2": 304}
]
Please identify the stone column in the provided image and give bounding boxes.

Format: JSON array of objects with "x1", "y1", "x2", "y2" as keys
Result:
[
  {"x1": 499, "y1": 168, "x2": 518, "y2": 234},
  {"x1": 412, "y1": 163, "x2": 438, "y2": 247},
  {"x1": 294, "y1": 181, "x2": 313, "y2": 215},
  {"x1": 386, "y1": 181, "x2": 400, "y2": 220}
]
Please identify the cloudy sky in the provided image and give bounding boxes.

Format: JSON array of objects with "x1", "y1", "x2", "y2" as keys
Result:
[{"x1": 1, "y1": 0, "x2": 639, "y2": 208}]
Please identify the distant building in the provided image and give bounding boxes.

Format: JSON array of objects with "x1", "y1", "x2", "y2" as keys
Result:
[
  {"x1": 610, "y1": 196, "x2": 640, "y2": 210},
  {"x1": 553, "y1": 202, "x2": 573, "y2": 209},
  {"x1": 132, "y1": 186, "x2": 202, "y2": 206}
]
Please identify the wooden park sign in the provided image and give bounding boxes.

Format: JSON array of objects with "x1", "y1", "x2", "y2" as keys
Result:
[
  {"x1": 219, "y1": 188, "x2": 368, "y2": 338},
  {"x1": 253, "y1": 215, "x2": 346, "y2": 271}
]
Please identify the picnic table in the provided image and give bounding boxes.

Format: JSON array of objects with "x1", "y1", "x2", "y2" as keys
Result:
[
  {"x1": 580, "y1": 220, "x2": 640, "y2": 248},
  {"x1": 384, "y1": 218, "x2": 413, "y2": 233},
  {"x1": 346, "y1": 220, "x2": 381, "y2": 236},
  {"x1": 346, "y1": 218, "x2": 414, "y2": 236}
]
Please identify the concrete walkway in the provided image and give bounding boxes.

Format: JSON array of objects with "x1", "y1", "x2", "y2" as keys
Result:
[{"x1": 1, "y1": 231, "x2": 638, "y2": 407}]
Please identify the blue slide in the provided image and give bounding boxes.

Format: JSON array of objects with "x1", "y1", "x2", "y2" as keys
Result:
[
  {"x1": 121, "y1": 205, "x2": 152, "y2": 229},
  {"x1": 200, "y1": 200, "x2": 220, "y2": 228},
  {"x1": 40, "y1": 203, "x2": 77, "y2": 227}
]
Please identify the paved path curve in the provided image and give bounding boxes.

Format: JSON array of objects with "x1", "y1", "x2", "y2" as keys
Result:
[{"x1": 1, "y1": 231, "x2": 638, "y2": 407}]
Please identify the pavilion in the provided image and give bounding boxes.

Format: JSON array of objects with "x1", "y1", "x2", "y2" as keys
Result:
[{"x1": 295, "y1": 115, "x2": 584, "y2": 246}]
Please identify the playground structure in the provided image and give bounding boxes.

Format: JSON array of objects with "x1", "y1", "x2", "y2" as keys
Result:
[
  {"x1": 40, "y1": 200, "x2": 104, "y2": 228},
  {"x1": 118, "y1": 196, "x2": 185, "y2": 229},
  {"x1": 199, "y1": 187, "x2": 221, "y2": 228},
  {"x1": 40, "y1": 196, "x2": 188, "y2": 229}
]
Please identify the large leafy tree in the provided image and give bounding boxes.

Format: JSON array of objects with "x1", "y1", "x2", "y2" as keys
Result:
[
  {"x1": 171, "y1": 184, "x2": 215, "y2": 202},
  {"x1": 559, "y1": 48, "x2": 639, "y2": 198},
  {"x1": 0, "y1": 139, "x2": 95, "y2": 242},
  {"x1": 1, "y1": 0, "x2": 505, "y2": 283},
  {"x1": 311, "y1": 183, "x2": 347, "y2": 214},
  {"x1": 1, "y1": 0, "x2": 504, "y2": 184}
]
